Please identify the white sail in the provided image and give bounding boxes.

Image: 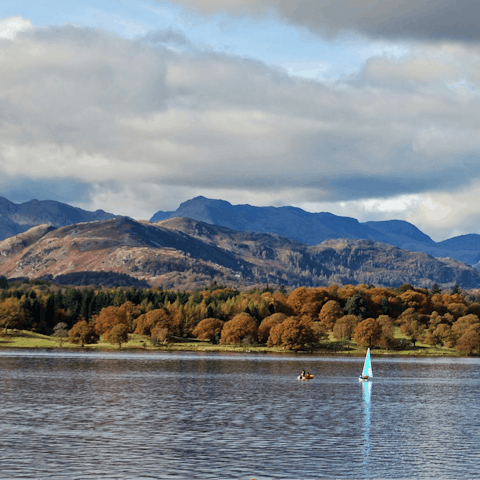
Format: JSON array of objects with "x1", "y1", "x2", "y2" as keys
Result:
[{"x1": 362, "y1": 348, "x2": 373, "y2": 378}]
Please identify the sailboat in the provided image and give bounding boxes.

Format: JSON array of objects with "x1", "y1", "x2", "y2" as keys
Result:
[{"x1": 359, "y1": 348, "x2": 373, "y2": 381}]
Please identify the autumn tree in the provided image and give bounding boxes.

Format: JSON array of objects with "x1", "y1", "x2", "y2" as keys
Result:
[
  {"x1": 192, "y1": 318, "x2": 225, "y2": 341},
  {"x1": 68, "y1": 320, "x2": 97, "y2": 347},
  {"x1": 455, "y1": 324, "x2": 480, "y2": 355},
  {"x1": 151, "y1": 325, "x2": 169, "y2": 344},
  {"x1": 134, "y1": 309, "x2": 172, "y2": 336},
  {"x1": 220, "y1": 313, "x2": 258, "y2": 346},
  {"x1": 425, "y1": 324, "x2": 455, "y2": 348},
  {"x1": 286, "y1": 287, "x2": 327, "y2": 320},
  {"x1": 318, "y1": 300, "x2": 344, "y2": 331},
  {"x1": 376, "y1": 315, "x2": 395, "y2": 349},
  {"x1": 257, "y1": 313, "x2": 286, "y2": 344},
  {"x1": 353, "y1": 318, "x2": 384, "y2": 348},
  {"x1": 446, "y1": 302, "x2": 468, "y2": 320},
  {"x1": 107, "y1": 324, "x2": 129, "y2": 348},
  {"x1": 332, "y1": 315, "x2": 359, "y2": 341},
  {"x1": 400, "y1": 290, "x2": 430, "y2": 314},
  {"x1": 95, "y1": 305, "x2": 128, "y2": 341},
  {"x1": 0, "y1": 297, "x2": 25, "y2": 333},
  {"x1": 399, "y1": 318, "x2": 425, "y2": 347},
  {"x1": 267, "y1": 316, "x2": 316, "y2": 351},
  {"x1": 451, "y1": 314, "x2": 480, "y2": 344}
]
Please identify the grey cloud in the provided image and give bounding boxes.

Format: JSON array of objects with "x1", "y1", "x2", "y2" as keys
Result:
[
  {"x1": 2, "y1": 24, "x2": 480, "y2": 238},
  {"x1": 142, "y1": 28, "x2": 193, "y2": 47},
  {"x1": 155, "y1": 0, "x2": 480, "y2": 42}
]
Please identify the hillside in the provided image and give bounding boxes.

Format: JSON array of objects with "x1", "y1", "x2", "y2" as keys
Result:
[{"x1": 1, "y1": 217, "x2": 479, "y2": 290}]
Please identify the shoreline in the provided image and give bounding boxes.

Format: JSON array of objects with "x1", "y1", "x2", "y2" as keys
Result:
[
  {"x1": 0, "y1": 330, "x2": 472, "y2": 358},
  {"x1": 0, "y1": 342, "x2": 469, "y2": 359}
]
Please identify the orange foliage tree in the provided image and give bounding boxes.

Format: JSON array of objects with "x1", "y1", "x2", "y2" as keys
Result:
[
  {"x1": 68, "y1": 320, "x2": 97, "y2": 346},
  {"x1": 94, "y1": 305, "x2": 128, "y2": 341},
  {"x1": 220, "y1": 313, "x2": 257, "y2": 346},
  {"x1": 0, "y1": 297, "x2": 25, "y2": 333},
  {"x1": 192, "y1": 318, "x2": 225, "y2": 341},
  {"x1": 134, "y1": 309, "x2": 172, "y2": 336},
  {"x1": 451, "y1": 314, "x2": 480, "y2": 343},
  {"x1": 267, "y1": 316, "x2": 316, "y2": 351},
  {"x1": 455, "y1": 324, "x2": 480, "y2": 354},
  {"x1": 318, "y1": 300, "x2": 344, "y2": 331},
  {"x1": 286, "y1": 287, "x2": 327, "y2": 320},
  {"x1": 353, "y1": 318, "x2": 384, "y2": 348},
  {"x1": 107, "y1": 324, "x2": 129, "y2": 348},
  {"x1": 257, "y1": 313, "x2": 286, "y2": 344},
  {"x1": 376, "y1": 315, "x2": 395, "y2": 349}
]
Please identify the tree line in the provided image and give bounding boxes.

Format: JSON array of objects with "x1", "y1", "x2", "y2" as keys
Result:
[{"x1": 1, "y1": 278, "x2": 480, "y2": 354}]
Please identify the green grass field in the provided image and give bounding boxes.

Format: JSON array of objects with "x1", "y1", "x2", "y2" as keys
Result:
[{"x1": 0, "y1": 328, "x2": 465, "y2": 356}]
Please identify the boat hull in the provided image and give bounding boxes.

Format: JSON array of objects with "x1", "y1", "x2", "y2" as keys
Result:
[{"x1": 297, "y1": 374, "x2": 314, "y2": 380}]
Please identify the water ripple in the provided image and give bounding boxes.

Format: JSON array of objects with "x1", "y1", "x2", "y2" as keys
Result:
[{"x1": 1, "y1": 351, "x2": 480, "y2": 478}]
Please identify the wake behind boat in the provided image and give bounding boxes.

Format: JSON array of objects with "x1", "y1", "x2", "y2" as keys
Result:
[{"x1": 359, "y1": 348, "x2": 373, "y2": 381}]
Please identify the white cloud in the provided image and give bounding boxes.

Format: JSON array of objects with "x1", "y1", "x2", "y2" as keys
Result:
[
  {"x1": 407, "y1": 180, "x2": 480, "y2": 240},
  {"x1": 0, "y1": 16, "x2": 32, "y2": 39}
]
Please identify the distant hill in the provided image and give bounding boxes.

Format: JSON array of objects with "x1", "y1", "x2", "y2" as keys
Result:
[
  {"x1": 150, "y1": 196, "x2": 480, "y2": 266},
  {"x1": 1, "y1": 216, "x2": 479, "y2": 290},
  {"x1": 0, "y1": 197, "x2": 117, "y2": 241}
]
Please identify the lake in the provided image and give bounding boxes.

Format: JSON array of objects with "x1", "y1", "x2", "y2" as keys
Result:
[{"x1": 0, "y1": 350, "x2": 479, "y2": 479}]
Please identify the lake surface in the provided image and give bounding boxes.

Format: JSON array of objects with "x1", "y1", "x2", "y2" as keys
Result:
[{"x1": 1, "y1": 350, "x2": 479, "y2": 479}]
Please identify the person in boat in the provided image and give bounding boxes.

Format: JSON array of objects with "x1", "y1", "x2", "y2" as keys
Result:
[{"x1": 300, "y1": 369, "x2": 305, "y2": 378}]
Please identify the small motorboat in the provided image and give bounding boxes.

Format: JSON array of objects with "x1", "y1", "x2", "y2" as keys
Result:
[{"x1": 297, "y1": 373, "x2": 314, "y2": 380}]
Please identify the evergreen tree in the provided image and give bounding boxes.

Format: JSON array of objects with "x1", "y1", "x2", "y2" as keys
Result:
[
  {"x1": 344, "y1": 294, "x2": 370, "y2": 320},
  {"x1": 381, "y1": 297, "x2": 391, "y2": 316},
  {"x1": 54, "y1": 291, "x2": 64, "y2": 311},
  {"x1": 45, "y1": 295, "x2": 55, "y2": 332}
]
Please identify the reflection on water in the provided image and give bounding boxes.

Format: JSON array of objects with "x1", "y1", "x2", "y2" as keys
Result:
[
  {"x1": 362, "y1": 381, "x2": 372, "y2": 479},
  {"x1": 1, "y1": 350, "x2": 480, "y2": 479}
]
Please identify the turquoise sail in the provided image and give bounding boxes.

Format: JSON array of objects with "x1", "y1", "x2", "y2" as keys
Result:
[{"x1": 362, "y1": 348, "x2": 373, "y2": 378}]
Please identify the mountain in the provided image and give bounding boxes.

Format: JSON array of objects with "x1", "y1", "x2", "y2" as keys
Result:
[
  {"x1": 1, "y1": 217, "x2": 479, "y2": 290},
  {"x1": 151, "y1": 196, "x2": 393, "y2": 244},
  {"x1": 0, "y1": 197, "x2": 117, "y2": 241},
  {"x1": 150, "y1": 196, "x2": 480, "y2": 266}
]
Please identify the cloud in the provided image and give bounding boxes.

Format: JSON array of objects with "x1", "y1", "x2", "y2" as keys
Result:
[
  {"x1": 407, "y1": 179, "x2": 480, "y2": 240},
  {"x1": 154, "y1": 0, "x2": 480, "y2": 42},
  {"x1": 0, "y1": 16, "x2": 32, "y2": 39},
  {"x1": 2, "y1": 22, "x2": 480, "y2": 238}
]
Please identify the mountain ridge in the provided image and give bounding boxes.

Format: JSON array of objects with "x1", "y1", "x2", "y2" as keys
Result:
[
  {"x1": 0, "y1": 196, "x2": 118, "y2": 241},
  {"x1": 151, "y1": 196, "x2": 480, "y2": 266}
]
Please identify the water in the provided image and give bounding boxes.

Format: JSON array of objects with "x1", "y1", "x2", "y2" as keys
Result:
[{"x1": 0, "y1": 350, "x2": 479, "y2": 479}]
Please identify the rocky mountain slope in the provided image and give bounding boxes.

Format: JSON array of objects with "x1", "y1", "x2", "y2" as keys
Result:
[
  {"x1": 151, "y1": 196, "x2": 480, "y2": 266},
  {"x1": 0, "y1": 197, "x2": 117, "y2": 240},
  {"x1": 1, "y1": 217, "x2": 479, "y2": 290}
]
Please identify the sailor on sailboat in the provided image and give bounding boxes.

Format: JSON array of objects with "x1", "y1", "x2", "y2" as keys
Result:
[{"x1": 359, "y1": 348, "x2": 373, "y2": 381}]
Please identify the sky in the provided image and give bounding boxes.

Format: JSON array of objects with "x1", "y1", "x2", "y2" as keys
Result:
[{"x1": 1, "y1": 0, "x2": 480, "y2": 241}]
